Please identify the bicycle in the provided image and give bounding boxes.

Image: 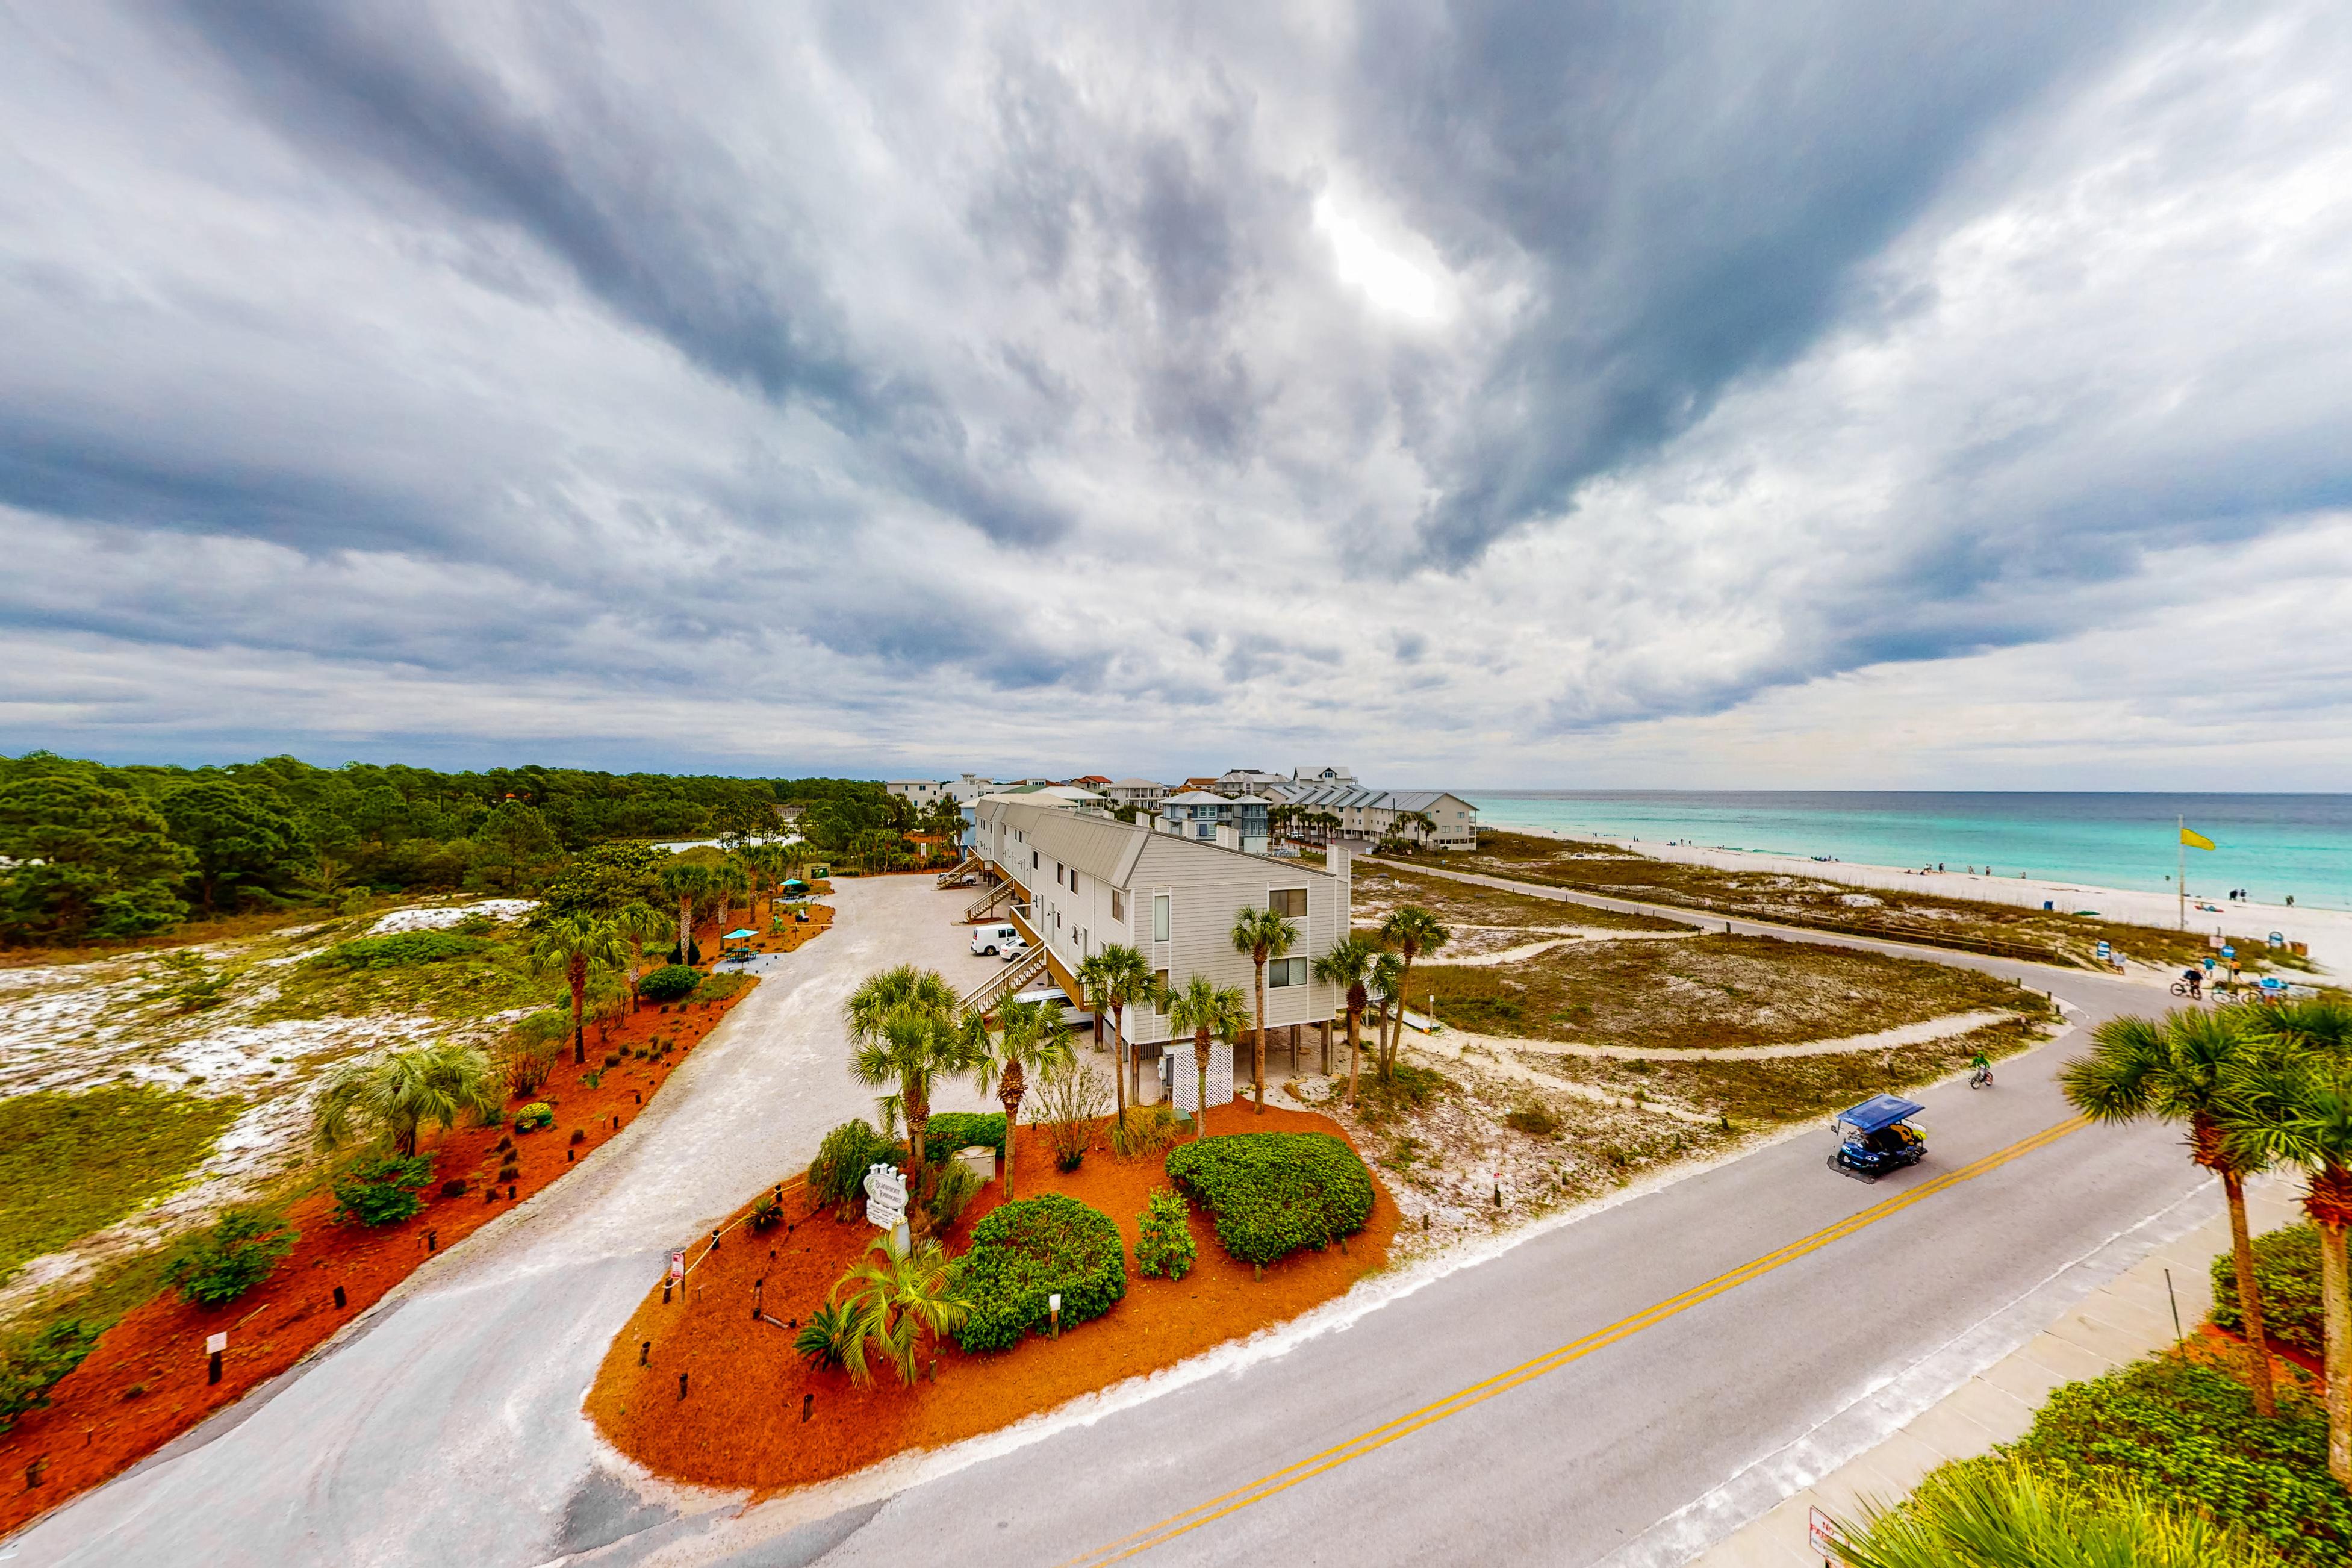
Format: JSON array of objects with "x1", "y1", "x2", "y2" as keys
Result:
[
  {"x1": 2169, "y1": 980, "x2": 2204, "y2": 999},
  {"x1": 1968, "y1": 1063, "x2": 1994, "y2": 1090}
]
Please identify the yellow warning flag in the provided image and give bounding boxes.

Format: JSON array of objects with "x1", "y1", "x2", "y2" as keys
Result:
[{"x1": 2181, "y1": 826, "x2": 2217, "y2": 851}]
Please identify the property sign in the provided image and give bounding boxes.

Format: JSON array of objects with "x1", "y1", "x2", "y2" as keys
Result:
[
  {"x1": 1808, "y1": 1505, "x2": 1844, "y2": 1561},
  {"x1": 863, "y1": 1163, "x2": 909, "y2": 1230},
  {"x1": 667, "y1": 1250, "x2": 686, "y2": 1282},
  {"x1": 205, "y1": 1332, "x2": 228, "y2": 1355}
]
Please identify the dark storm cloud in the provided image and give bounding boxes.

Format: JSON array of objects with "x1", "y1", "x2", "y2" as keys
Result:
[
  {"x1": 1350, "y1": 0, "x2": 2161, "y2": 568},
  {"x1": 166, "y1": 0, "x2": 1071, "y2": 549}
]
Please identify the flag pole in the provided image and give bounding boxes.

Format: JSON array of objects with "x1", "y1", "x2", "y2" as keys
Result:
[{"x1": 2177, "y1": 815, "x2": 2185, "y2": 931}]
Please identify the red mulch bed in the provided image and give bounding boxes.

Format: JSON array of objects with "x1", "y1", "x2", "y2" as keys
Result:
[
  {"x1": 2194, "y1": 1322, "x2": 2328, "y2": 1395},
  {"x1": 0, "y1": 962, "x2": 772, "y2": 1535},
  {"x1": 586, "y1": 1101, "x2": 1396, "y2": 1494}
]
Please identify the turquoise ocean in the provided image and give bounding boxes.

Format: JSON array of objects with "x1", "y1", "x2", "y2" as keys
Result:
[{"x1": 1469, "y1": 792, "x2": 2352, "y2": 912}]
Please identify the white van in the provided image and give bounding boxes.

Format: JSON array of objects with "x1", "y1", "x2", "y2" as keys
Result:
[{"x1": 970, "y1": 922, "x2": 1021, "y2": 956}]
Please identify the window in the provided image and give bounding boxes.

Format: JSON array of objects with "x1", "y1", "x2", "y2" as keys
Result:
[
  {"x1": 1153, "y1": 894, "x2": 1170, "y2": 942},
  {"x1": 1112, "y1": 889, "x2": 1125, "y2": 923},
  {"x1": 1031, "y1": 850, "x2": 1039, "y2": 870},
  {"x1": 1269, "y1": 956, "x2": 1307, "y2": 988},
  {"x1": 1153, "y1": 968, "x2": 1169, "y2": 1000},
  {"x1": 1269, "y1": 888, "x2": 1307, "y2": 918}
]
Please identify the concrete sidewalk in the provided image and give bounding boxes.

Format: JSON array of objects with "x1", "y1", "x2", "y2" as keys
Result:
[{"x1": 1687, "y1": 1176, "x2": 2308, "y2": 1567}]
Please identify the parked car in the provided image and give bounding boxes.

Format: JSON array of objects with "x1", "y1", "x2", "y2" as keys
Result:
[
  {"x1": 999, "y1": 936, "x2": 1031, "y2": 964},
  {"x1": 970, "y1": 922, "x2": 1021, "y2": 957}
]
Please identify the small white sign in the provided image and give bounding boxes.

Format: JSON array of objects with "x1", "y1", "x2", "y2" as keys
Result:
[
  {"x1": 1808, "y1": 1505, "x2": 1841, "y2": 1555},
  {"x1": 667, "y1": 1249, "x2": 686, "y2": 1281},
  {"x1": 205, "y1": 1332, "x2": 228, "y2": 1355},
  {"x1": 863, "y1": 1163, "x2": 909, "y2": 1230}
]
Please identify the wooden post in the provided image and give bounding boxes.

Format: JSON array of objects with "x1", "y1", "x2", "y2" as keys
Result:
[{"x1": 1320, "y1": 1019, "x2": 1332, "y2": 1074}]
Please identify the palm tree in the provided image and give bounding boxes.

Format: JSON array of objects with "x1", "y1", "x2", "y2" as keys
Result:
[
  {"x1": 1367, "y1": 950, "x2": 1402, "y2": 1081},
  {"x1": 844, "y1": 966, "x2": 975, "y2": 1213},
  {"x1": 2224, "y1": 997, "x2": 2352, "y2": 1482},
  {"x1": 834, "y1": 1236, "x2": 970, "y2": 1387},
  {"x1": 709, "y1": 860, "x2": 751, "y2": 951},
  {"x1": 1314, "y1": 934, "x2": 1380, "y2": 1109},
  {"x1": 740, "y1": 843, "x2": 789, "y2": 921},
  {"x1": 844, "y1": 963, "x2": 960, "y2": 1042},
  {"x1": 1079, "y1": 944, "x2": 1156, "y2": 1123},
  {"x1": 977, "y1": 998, "x2": 1075, "y2": 1199},
  {"x1": 529, "y1": 913, "x2": 630, "y2": 1065},
  {"x1": 1230, "y1": 905, "x2": 1300, "y2": 1114},
  {"x1": 614, "y1": 900, "x2": 668, "y2": 1009},
  {"x1": 1377, "y1": 906, "x2": 1449, "y2": 1080},
  {"x1": 1165, "y1": 975, "x2": 1249, "y2": 1142},
  {"x1": 656, "y1": 860, "x2": 714, "y2": 965},
  {"x1": 2061, "y1": 1009, "x2": 2280, "y2": 1417},
  {"x1": 314, "y1": 1041, "x2": 503, "y2": 1157}
]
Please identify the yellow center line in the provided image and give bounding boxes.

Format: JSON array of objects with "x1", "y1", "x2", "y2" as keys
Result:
[{"x1": 1059, "y1": 1114, "x2": 2089, "y2": 1567}]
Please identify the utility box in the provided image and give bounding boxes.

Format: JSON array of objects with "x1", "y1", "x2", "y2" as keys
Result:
[{"x1": 954, "y1": 1145, "x2": 996, "y2": 1187}]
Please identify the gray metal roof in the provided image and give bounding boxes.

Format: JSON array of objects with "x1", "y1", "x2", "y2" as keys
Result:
[{"x1": 980, "y1": 800, "x2": 1151, "y2": 885}]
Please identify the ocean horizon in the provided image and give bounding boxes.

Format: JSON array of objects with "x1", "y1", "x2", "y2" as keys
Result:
[{"x1": 1468, "y1": 791, "x2": 2352, "y2": 912}]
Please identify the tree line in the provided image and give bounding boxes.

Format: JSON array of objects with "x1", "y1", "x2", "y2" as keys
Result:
[{"x1": 0, "y1": 750, "x2": 918, "y2": 946}]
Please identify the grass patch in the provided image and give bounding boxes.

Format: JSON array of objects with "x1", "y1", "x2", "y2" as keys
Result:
[
  {"x1": 0, "y1": 1086, "x2": 243, "y2": 1281},
  {"x1": 1454, "y1": 830, "x2": 2291, "y2": 974},
  {"x1": 1354, "y1": 862, "x2": 1683, "y2": 935},
  {"x1": 248, "y1": 924, "x2": 565, "y2": 1025},
  {"x1": 689, "y1": 971, "x2": 748, "y2": 1004},
  {"x1": 1351, "y1": 1060, "x2": 1454, "y2": 1127},
  {"x1": 1419, "y1": 932, "x2": 2038, "y2": 1050},
  {"x1": 1542, "y1": 1020, "x2": 2039, "y2": 1124}
]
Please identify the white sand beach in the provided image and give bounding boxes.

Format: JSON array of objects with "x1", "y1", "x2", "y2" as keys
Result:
[{"x1": 1510, "y1": 829, "x2": 2352, "y2": 978}]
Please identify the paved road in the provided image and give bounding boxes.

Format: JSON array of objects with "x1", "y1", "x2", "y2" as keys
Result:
[
  {"x1": 10, "y1": 868, "x2": 2214, "y2": 1567},
  {"x1": 8, "y1": 877, "x2": 1010, "y2": 1567}
]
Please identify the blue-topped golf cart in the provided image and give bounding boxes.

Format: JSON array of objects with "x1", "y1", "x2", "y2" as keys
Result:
[{"x1": 1828, "y1": 1094, "x2": 1927, "y2": 1181}]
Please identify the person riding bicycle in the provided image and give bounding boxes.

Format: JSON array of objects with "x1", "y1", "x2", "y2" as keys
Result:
[
  {"x1": 2181, "y1": 966, "x2": 2203, "y2": 999},
  {"x1": 1969, "y1": 1050, "x2": 1993, "y2": 1087}
]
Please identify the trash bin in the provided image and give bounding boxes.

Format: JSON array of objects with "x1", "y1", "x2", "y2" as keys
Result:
[{"x1": 2042, "y1": 900, "x2": 2054, "y2": 911}]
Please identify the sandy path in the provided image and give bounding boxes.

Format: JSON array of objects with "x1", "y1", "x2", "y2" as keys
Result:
[{"x1": 1449, "y1": 1007, "x2": 2026, "y2": 1063}]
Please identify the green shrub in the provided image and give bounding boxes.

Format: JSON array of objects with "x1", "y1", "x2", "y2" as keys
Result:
[
  {"x1": 332, "y1": 1152, "x2": 434, "y2": 1226},
  {"x1": 1135, "y1": 1186, "x2": 1196, "y2": 1281},
  {"x1": 661, "y1": 939, "x2": 703, "y2": 967},
  {"x1": 1109, "y1": 1104, "x2": 1183, "y2": 1162},
  {"x1": 808, "y1": 1119, "x2": 901, "y2": 1218},
  {"x1": 2006, "y1": 1354, "x2": 2347, "y2": 1565},
  {"x1": 951, "y1": 1194, "x2": 1126, "y2": 1353},
  {"x1": 2210, "y1": 1222, "x2": 2322, "y2": 1360},
  {"x1": 748, "y1": 1192, "x2": 783, "y2": 1231},
  {"x1": 922, "y1": 1112, "x2": 1007, "y2": 1165},
  {"x1": 0, "y1": 1319, "x2": 101, "y2": 1434},
  {"x1": 513, "y1": 1101, "x2": 554, "y2": 1133},
  {"x1": 795, "y1": 1301, "x2": 857, "y2": 1370},
  {"x1": 1165, "y1": 1132, "x2": 1374, "y2": 1266},
  {"x1": 316, "y1": 931, "x2": 483, "y2": 969},
  {"x1": 164, "y1": 1208, "x2": 296, "y2": 1305},
  {"x1": 927, "y1": 1162, "x2": 983, "y2": 1228},
  {"x1": 638, "y1": 965, "x2": 701, "y2": 1002}
]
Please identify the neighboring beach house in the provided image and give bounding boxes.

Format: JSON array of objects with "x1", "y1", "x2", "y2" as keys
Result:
[
  {"x1": 1159, "y1": 789, "x2": 1271, "y2": 847},
  {"x1": 970, "y1": 798, "x2": 1350, "y2": 1112},
  {"x1": 886, "y1": 779, "x2": 951, "y2": 808},
  {"x1": 1101, "y1": 777, "x2": 1169, "y2": 809},
  {"x1": 1268, "y1": 783, "x2": 1481, "y2": 849}
]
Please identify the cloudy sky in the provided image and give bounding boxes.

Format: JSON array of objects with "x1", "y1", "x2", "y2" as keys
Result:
[{"x1": 3, "y1": 1, "x2": 2348, "y2": 789}]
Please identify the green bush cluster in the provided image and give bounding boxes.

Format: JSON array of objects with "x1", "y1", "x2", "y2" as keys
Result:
[
  {"x1": 2006, "y1": 1354, "x2": 2347, "y2": 1565},
  {"x1": 926, "y1": 1162, "x2": 983, "y2": 1228},
  {"x1": 808, "y1": 1119, "x2": 901, "y2": 1217},
  {"x1": 332, "y1": 1152, "x2": 435, "y2": 1226},
  {"x1": 951, "y1": 1194, "x2": 1126, "y2": 1353},
  {"x1": 0, "y1": 1319, "x2": 101, "y2": 1434},
  {"x1": 164, "y1": 1208, "x2": 297, "y2": 1305},
  {"x1": 513, "y1": 1101, "x2": 554, "y2": 1133},
  {"x1": 922, "y1": 1112, "x2": 1006, "y2": 1164},
  {"x1": 1135, "y1": 1186, "x2": 1196, "y2": 1281},
  {"x1": 1165, "y1": 1132, "x2": 1374, "y2": 1265},
  {"x1": 316, "y1": 931, "x2": 484, "y2": 969},
  {"x1": 636, "y1": 965, "x2": 700, "y2": 1002},
  {"x1": 2210, "y1": 1222, "x2": 2322, "y2": 1360}
]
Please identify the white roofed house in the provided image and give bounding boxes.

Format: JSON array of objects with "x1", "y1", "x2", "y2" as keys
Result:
[
  {"x1": 1102, "y1": 777, "x2": 1169, "y2": 809},
  {"x1": 970, "y1": 798, "x2": 1351, "y2": 1115}
]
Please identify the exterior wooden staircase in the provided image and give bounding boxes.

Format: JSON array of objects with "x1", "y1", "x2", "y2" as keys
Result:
[
  {"x1": 962, "y1": 878, "x2": 1015, "y2": 922},
  {"x1": 960, "y1": 945, "x2": 1048, "y2": 1017}
]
